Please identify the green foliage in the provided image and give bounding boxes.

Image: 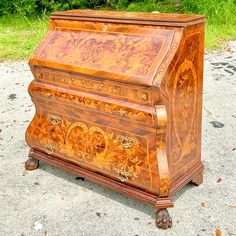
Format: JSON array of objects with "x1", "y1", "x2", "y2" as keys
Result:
[
  {"x1": 125, "y1": 1, "x2": 178, "y2": 13},
  {"x1": 0, "y1": 0, "x2": 236, "y2": 59},
  {"x1": 205, "y1": 22, "x2": 236, "y2": 49},
  {"x1": 0, "y1": 0, "x2": 107, "y2": 16},
  {"x1": 0, "y1": 15, "x2": 48, "y2": 59},
  {"x1": 103, "y1": 0, "x2": 180, "y2": 12},
  {"x1": 0, "y1": 0, "x2": 37, "y2": 15},
  {"x1": 1, "y1": 0, "x2": 236, "y2": 23},
  {"x1": 181, "y1": 0, "x2": 236, "y2": 25},
  {"x1": 180, "y1": 0, "x2": 236, "y2": 49}
]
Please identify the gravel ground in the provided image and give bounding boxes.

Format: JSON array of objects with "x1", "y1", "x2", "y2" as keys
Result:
[{"x1": 0, "y1": 42, "x2": 236, "y2": 236}]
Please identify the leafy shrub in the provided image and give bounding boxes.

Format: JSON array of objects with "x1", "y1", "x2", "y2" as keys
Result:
[
  {"x1": 0, "y1": 0, "x2": 37, "y2": 15},
  {"x1": 0, "y1": 0, "x2": 107, "y2": 16},
  {"x1": 0, "y1": 0, "x2": 236, "y2": 52},
  {"x1": 1, "y1": 0, "x2": 236, "y2": 22},
  {"x1": 124, "y1": 0, "x2": 178, "y2": 13},
  {"x1": 181, "y1": 0, "x2": 236, "y2": 25}
]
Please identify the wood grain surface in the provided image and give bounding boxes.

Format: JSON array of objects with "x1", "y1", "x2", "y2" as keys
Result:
[{"x1": 25, "y1": 10, "x2": 205, "y2": 228}]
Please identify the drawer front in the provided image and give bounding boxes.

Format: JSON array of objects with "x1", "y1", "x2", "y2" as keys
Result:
[
  {"x1": 28, "y1": 81, "x2": 157, "y2": 128},
  {"x1": 32, "y1": 67, "x2": 154, "y2": 105},
  {"x1": 26, "y1": 104, "x2": 159, "y2": 194}
]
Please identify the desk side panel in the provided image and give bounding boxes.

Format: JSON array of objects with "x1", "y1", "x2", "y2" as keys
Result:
[{"x1": 160, "y1": 22, "x2": 205, "y2": 184}]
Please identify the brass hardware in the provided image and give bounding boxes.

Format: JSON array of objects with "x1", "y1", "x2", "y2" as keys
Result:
[
  {"x1": 38, "y1": 73, "x2": 43, "y2": 79},
  {"x1": 118, "y1": 135, "x2": 136, "y2": 149},
  {"x1": 103, "y1": 24, "x2": 108, "y2": 32},
  {"x1": 141, "y1": 93, "x2": 148, "y2": 100},
  {"x1": 45, "y1": 93, "x2": 52, "y2": 97},
  {"x1": 155, "y1": 105, "x2": 167, "y2": 128},
  {"x1": 116, "y1": 170, "x2": 132, "y2": 182},
  {"x1": 44, "y1": 143, "x2": 53, "y2": 154},
  {"x1": 49, "y1": 114, "x2": 61, "y2": 126},
  {"x1": 112, "y1": 110, "x2": 125, "y2": 117}
]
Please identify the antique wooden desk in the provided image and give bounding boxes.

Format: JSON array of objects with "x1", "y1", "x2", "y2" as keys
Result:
[{"x1": 25, "y1": 10, "x2": 205, "y2": 229}]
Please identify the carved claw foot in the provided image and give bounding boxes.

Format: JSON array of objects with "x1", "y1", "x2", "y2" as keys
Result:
[
  {"x1": 25, "y1": 158, "x2": 39, "y2": 171},
  {"x1": 156, "y1": 209, "x2": 172, "y2": 229}
]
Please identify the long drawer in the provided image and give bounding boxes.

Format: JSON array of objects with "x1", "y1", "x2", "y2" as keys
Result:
[{"x1": 26, "y1": 94, "x2": 160, "y2": 194}]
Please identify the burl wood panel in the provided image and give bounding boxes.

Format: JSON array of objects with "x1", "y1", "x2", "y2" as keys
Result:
[{"x1": 25, "y1": 10, "x2": 205, "y2": 228}]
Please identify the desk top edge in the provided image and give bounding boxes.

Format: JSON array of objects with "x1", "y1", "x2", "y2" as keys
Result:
[{"x1": 51, "y1": 10, "x2": 205, "y2": 24}]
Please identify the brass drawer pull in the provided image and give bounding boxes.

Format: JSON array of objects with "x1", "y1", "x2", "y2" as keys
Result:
[
  {"x1": 44, "y1": 143, "x2": 53, "y2": 154},
  {"x1": 103, "y1": 24, "x2": 108, "y2": 32},
  {"x1": 141, "y1": 93, "x2": 148, "y2": 101},
  {"x1": 49, "y1": 114, "x2": 61, "y2": 126},
  {"x1": 118, "y1": 135, "x2": 136, "y2": 149},
  {"x1": 116, "y1": 170, "x2": 132, "y2": 182},
  {"x1": 38, "y1": 73, "x2": 43, "y2": 79}
]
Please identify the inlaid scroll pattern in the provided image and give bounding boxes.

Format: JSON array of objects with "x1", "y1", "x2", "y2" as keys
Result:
[
  {"x1": 155, "y1": 109, "x2": 170, "y2": 197},
  {"x1": 168, "y1": 38, "x2": 199, "y2": 177},
  {"x1": 30, "y1": 113, "x2": 151, "y2": 186},
  {"x1": 159, "y1": 177, "x2": 170, "y2": 196},
  {"x1": 38, "y1": 30, "x2": 164, "y2": 77},
  {"x1": 170, "y1": 58, "x2": 197, "y2": 165},
  {"x1": 35, "y1": 70, "x2": 150, "y2": 104},
  {"x1": 30, "y1": 85, "x2": 153, "y2": 122}
]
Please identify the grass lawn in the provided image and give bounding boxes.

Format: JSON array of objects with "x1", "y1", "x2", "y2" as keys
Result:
[
  {"x1": 0, "y1": 16, "x2": 48, "y2": 60},
  {"x1": 0, "y1": 13, "x2": 235, "y2": 60}
]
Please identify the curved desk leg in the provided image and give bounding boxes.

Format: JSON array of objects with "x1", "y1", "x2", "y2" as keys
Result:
[{"x1": 154, "y1": 105, "x2": 173, "y2": 229}]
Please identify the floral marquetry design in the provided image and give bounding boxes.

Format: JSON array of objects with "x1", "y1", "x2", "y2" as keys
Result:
[
  {"x1": 37, "y1": 30, "x2": 164, "y2": 77},
  {"x1": 164, "y1": 32, "x2": 201, "y2": 180},
  {"x1": 172, "y1": 58, "x2": 197, "y2": 154},
  {"x1": 169, "y1": 56, "x2": 198, "y2": 174},
  {"x1": 27, "y1": 112, "x2": 152, "y2": 187},
  {"x1": 33, "y1": 68, "x2": 151, "y2": 104},
  {"x1": 26, "y1": 10, "x2": 206, "y2": 228},
  {"x1": 29, "y1": 83, "x2": 154, "y2": 124}
]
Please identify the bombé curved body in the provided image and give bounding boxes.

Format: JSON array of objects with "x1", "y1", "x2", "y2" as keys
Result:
[{"x1": 25, "y1": 10, "x2": 205, "y2": 229}]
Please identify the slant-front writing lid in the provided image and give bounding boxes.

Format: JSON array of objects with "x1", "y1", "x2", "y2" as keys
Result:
[{"x1": 29, "y1": 10, "x2": 204, "y2": 86}]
